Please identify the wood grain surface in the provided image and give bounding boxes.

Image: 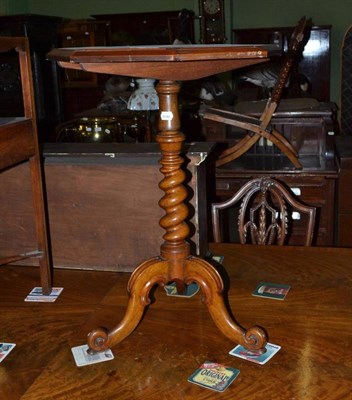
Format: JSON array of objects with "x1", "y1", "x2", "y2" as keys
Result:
[{"x1": 1, "y1": 244, "x2": 351, "y2": 399}]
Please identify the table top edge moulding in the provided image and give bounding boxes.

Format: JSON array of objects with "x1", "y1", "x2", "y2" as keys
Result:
[
  {"x1": 47, "y1": 44, "x2": 278, "y2": 81},
  {"x1": 47, "y1": 44, "x2": 276, "y2": 357}
]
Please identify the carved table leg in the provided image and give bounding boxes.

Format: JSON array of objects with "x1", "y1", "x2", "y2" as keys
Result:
[
  {"x1": 88, "y1": 257, "x2": 168, "y2": 351},
  {"x1": 87, "y1": 80, "x2": 267, "y2": 353},
  {"x1": 184, "y1": 257, "x2": 267, "y2": 351}
]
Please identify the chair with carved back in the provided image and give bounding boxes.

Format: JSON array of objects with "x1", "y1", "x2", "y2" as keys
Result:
[
  {"x1": 203, "y1": 17, "x2": 311, "y2": 169},
  {"x1": 0, "y1": 37, "x2": 52, "y2": 294},
  {"x1": 211, "y1": 177, "x2": 316, "y2": 246}
]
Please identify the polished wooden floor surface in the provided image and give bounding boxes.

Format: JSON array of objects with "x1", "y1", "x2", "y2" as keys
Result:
[{"x1": 1, "y1": 244, "x2": 351, "y2": 399}]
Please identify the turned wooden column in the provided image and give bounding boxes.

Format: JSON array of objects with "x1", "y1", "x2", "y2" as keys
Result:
[{"x1": 156, "y1": 80, "x2": 190, "y2": 290}]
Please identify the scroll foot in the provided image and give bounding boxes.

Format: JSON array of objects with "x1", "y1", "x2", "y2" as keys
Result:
[
  {"x1": 185, "y1": 256, "x2": 268, "y2": 352},
  {"x1": 87, "y1": 257, "x2": 168, "y2": 352}
]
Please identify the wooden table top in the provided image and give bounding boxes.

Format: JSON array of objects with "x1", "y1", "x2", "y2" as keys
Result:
[
  {"x1": 207, "y1": 243, "x2": 352, "y2": 399},
  {"x1": 47, "y1": 44, "x2": 279, "y2": 80}
]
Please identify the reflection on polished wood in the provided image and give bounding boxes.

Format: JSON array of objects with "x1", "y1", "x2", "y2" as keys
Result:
[
  {"x1": 48, "y1": 44, "x2": 279, "y2": 355},
  {"x1": 1, "y1": 244, "x2": 351, "y2": 399}
]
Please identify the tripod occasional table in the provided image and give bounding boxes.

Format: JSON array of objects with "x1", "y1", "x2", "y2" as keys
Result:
[{"x1": 48, "y1": 44, "x2": 277, "y2": 354}]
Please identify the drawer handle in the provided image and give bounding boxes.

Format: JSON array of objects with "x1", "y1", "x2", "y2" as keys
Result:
[
  {"x1": 292, "y1": 212, "x2": 301, "y2": 220},
  {"x1": 291, "y1": 187, "x2": 301, "y2": 196},
  {"x1": 216, "y1": 182, "x2": 230, "y2": 190}
]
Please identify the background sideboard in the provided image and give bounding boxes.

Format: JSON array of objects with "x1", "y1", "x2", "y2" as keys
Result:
[{"x1": 0, "y1": 143, "x2": 213, "y2": 272}]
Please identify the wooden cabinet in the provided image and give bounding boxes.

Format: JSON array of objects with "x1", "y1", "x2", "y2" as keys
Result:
[
  {"x1": 60, "y1": 86, "x2": 106, "y2": 122},
  {"x1": 56, "y1": 19, "x2": 112, "y2": 121},
  {"x1": 0, "y1": 142, "x2": 213, "y2": 272},
  {"x1": 335, "y1": 136, "x2": 352, "y2": 246},
  {"x1": 58, "y1": 19, "x2": 111, "y2": 86},
  {"x1": 92, "y1": 11, "x2": 179, "y2": 45},
  {"x1": 202, "y1": 101, "x2": 338, "y2": 156}
]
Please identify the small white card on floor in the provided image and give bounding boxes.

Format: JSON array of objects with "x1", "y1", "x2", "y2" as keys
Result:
[
  {"x1": 0, "y1": 343, "x2": 16, "y2": 363},
  {"x1": 71, "y1": 344, "x2": 114, "y2": 367},
  {"x1": 211, "y1": 255, "x2": 224, "y2": 264},
  {"x1": 25, "y1": 287, "x2": 63, "y2": 302},
  {"x1": 229, "y1": 342, "x2": 281, "y2": 365}
]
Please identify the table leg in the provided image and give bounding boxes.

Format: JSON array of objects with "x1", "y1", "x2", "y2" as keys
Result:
[{"x1": 87, "y1": 80, "x2": 267, "y2": 353}]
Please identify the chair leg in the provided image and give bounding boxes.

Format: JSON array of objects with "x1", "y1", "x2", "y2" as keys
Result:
[
  {"x1": 216, "y1": 131, "x2": 302, "y2": 168},
  {"x1": 271, "y1": 128, "x2": 299, "y2": 157},
  {"x1": 29, "y1": 156, "x2": 52, "y2": 295},
  {"x1": 205, "y1": 108, "x2": 302, "y2": 168},
  {"x1": 216, "y1": 134, "x2": 258, "y2": 166}
]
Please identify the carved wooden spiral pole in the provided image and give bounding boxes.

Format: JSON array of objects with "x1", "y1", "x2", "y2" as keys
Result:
[{"x1": 156, "y1": 80, "x2": 190, "y2": 283}]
